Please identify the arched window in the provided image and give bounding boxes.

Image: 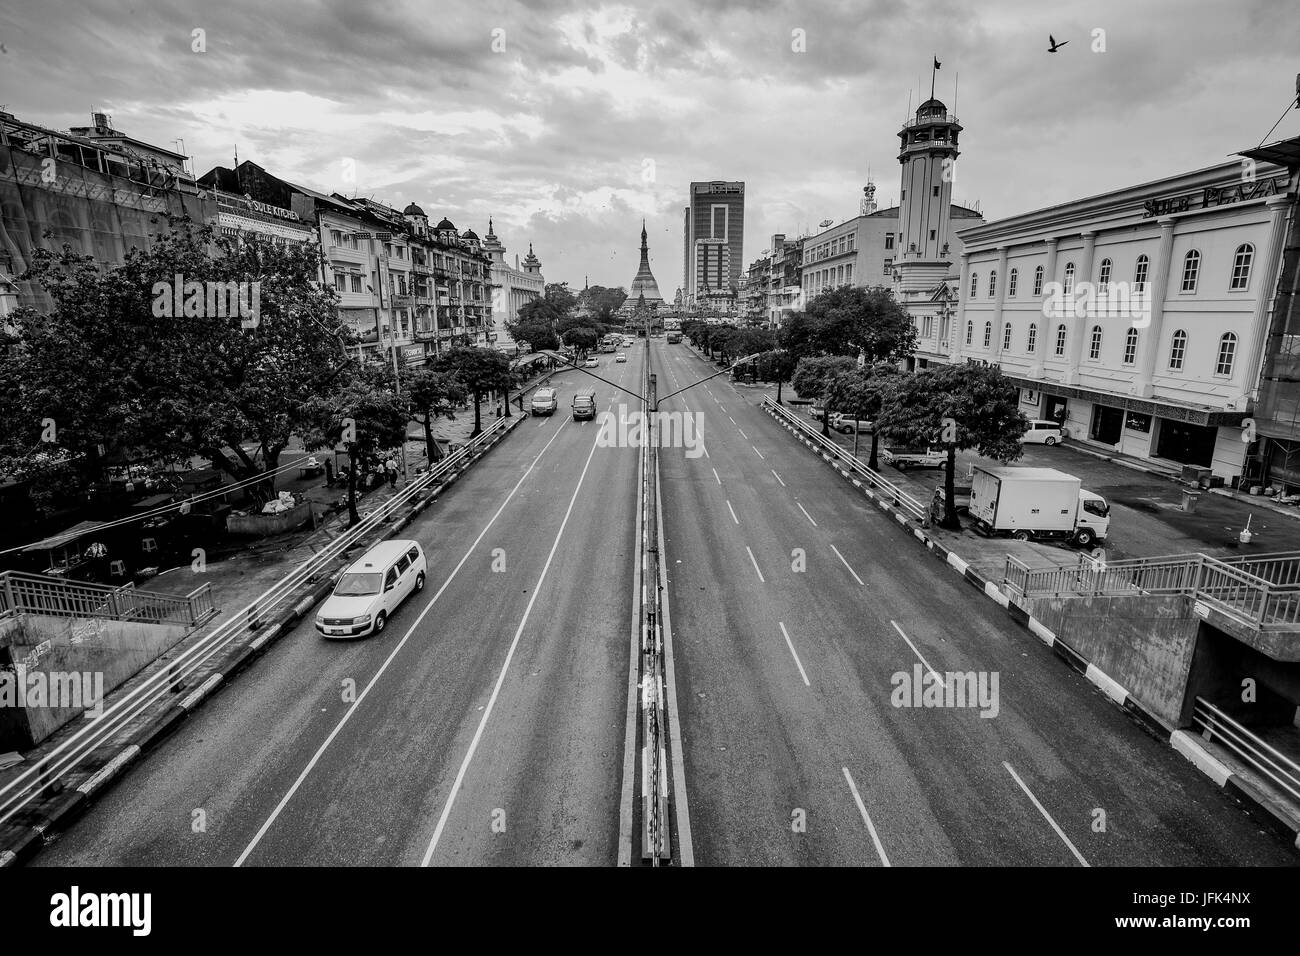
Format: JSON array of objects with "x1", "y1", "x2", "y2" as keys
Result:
[
  {"x1": 1089, "y1": 325, "x2": 1103, "y2": 360},
  {"x1": 966, "y1": 320, "x2": 973, "y2": 345},
  {"x1": 1002, "y1": 322, "x2": 1012, "y2": 350},
  {"x1": 1181, "y1": 250, "x2": 1201, "y2": 293},
  {"x1": 1055, "y1": 324, "x2": 1067, "y2": 356},
  {"x1": 1230, "y1": 243, "x2": 1254, "y2": 291},
  {"x1": 1064, "y1": 262, "x2": 1076, "y2": 296},
  {"x1": 1134, "y1": 254, "x2": 1150, "y2": 292},
  {"x1": 1098, "y1": 258, "x2": 1112, "y2": 291},
  {"x1": 1027, "y1": 323, "x2": 1037, "y2": 353},
  {"x1": 1123, "y1": 328, "x2": 1138, "y2": 365},
  {"x1": 1033, "y1": 265, "x2": 1044, "y2": 297},
  {"x1": 982, "y1": 321, "x2": 993, "y2": 348},
  {"x1": 1008, "y1": 268, "x2": 1019, "y2": 297},
  {"x1": 989, "y1": 270, "x2": 998, "y2": 298},
  {"x1": 1216, "y1": 332, "x2": 1237, "y2": 376},
  {"x1": 1168, "y1": 329, "x2": 1187, "y2": 370},
  {"x1": 970, "y1": 272, "x2": 979, "y2": 297}
]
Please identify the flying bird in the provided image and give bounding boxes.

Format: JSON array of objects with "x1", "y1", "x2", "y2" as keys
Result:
[{"x1": 1048, "y1": 35, "x2": 1068, "y2": 53}]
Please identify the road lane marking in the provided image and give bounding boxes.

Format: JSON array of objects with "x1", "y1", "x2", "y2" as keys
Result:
[
  {"x1": 1002, "y1": 762, "x2": 1090, "y2": 867},
  {"x1": 751, "y1": 445, "x2": 764, "y2": 459},
  {"x1": 737, "y1": 428, "x2": 748, "y2": 440},
  {"x1": 778, "y1": 622, "x2": 810, "y2": 687},
  {"x1": 421, "y1": 428, "x2": 606, "y2": 866},
  {"x1": 746, "y1": 546, "x2": 765, "y2": 583},
  {"x1": 771, "y1": 469, "x2": 785, "y2": 487},
  {"x1": 617, "y1": 420, "x2": 646, "y2": 866},
  {"x1": 890, "y1": 620, "x2": 942, "y2": 683},
  {"x1": 234, "y1": 418, "x2": 572, "y2": 867},
  {"x1": 726, "y1": 500, "x2": 739, "y2": 524},
  {"x1": 712, "y1": 468, "x2": 721, "y2": 485},
  {"x1": 795, "y1": 502, "x2": 818, "y2": 526},
  {"x1": 842, "y1": 767, "x2": 891, "y2": 866},
  {"x1": 830, "y1": 544, "x2": 865, "y2": 586}
]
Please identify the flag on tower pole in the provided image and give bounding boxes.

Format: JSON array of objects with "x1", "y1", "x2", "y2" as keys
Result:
[{"x1": 931, "y1": 57, "x2": 940, "y2": 100}]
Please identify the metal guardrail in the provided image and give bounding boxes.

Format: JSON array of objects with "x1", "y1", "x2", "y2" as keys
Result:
[
  {"x1": 0, "y1": 571, "x2": 213, "y2": 628},
  {"x1": 1193, "y1": 697, "x2": 1300, "y2": 803},
  {"x1": 761, "y1": 398, "x2": 927, "y2": 522},
  {"x1": 1220, "y1": 550, "x2": 1300, "y2": 588},
  {"x1": 1004, "y1": 552, "x2": 1300, "y2": 631}
]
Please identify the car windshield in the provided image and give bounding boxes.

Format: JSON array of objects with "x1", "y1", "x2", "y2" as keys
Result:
[
  {"x1": 335, "y1": 572, "x2": 382, "y2": 596},
  {"x1": 1082, "y1": 497, "x2": 1110, "y2": 518}
]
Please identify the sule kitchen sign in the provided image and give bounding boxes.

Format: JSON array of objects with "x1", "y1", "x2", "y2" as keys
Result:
[{"x1": 1143, "y1": 175, "x2": 1286, "y2": 217}]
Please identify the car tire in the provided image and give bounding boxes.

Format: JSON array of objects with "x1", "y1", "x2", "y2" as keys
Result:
[
  {"x1": 1045, "y1": 436, "x2": 1057, "y2": 446},
  {"x1": 1075, "y1": 529, "x2": 1096, "y2": 547},
  {"x1": 1012, "y1": 530, "x2": 1032, "y2": 541},
  {"x1": 373, "y1": 611, "x2": 387, "y2": 634},
  {"x1": 414, "y1": 572, "x2": 425, "y2": 592}
]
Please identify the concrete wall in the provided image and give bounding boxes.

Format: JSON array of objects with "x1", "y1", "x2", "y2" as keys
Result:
[
  {"x1": 1183, "y1": 623, "x2": 1300, "y2": 727},
  {"x1": 0, "y1": 611, "x2": 189, "y2": 749},
  {"x1": 1027, "y1": 592, "x2": 1201, "y2": 726}
]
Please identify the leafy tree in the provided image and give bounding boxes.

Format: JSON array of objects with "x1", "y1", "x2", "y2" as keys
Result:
[
  {"x1": 544, "y1": 282, "x2": 578, "y2": 317},
  {"x1": 881, "y1": 361, "x2": 1028, "y2": 528},
  {"x1": 804, "y1": 285, "x2": 916, "y2": 362},
  {"x1": 824, "y1": 363, "x2": 900, "y2": 468},
  {"x1": 434, "y1": 346, "x2": 513, "y2": 436},
  {"x1": 406, "y1": 368, "x2": 467, "y2": 463},
  {"x1": 579, "y1": 285, "x2": 628, "y2": 323},
  {"x1": 756, "y1": 349, "x2": 798, "y2": 403},
  {"x1": 778, "y1": 309, "x2": 819, "y2": 367},
  {"x1": 506, "y1": 314, "x2": 559, "y2": 352},
  {"x1": 562, "y1": 325, "x2": 599, "y2": 355},
  {"x1": 792, "y1": 355, "x2": 856, "y2": 436}
]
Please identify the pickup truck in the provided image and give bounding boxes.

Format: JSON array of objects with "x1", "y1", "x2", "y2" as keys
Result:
[
  {"x1": 882, "y1": 446, "x2": 948, "y2": 471},
  {"x1": 829, "y1": 413, "x2": 873, "y2": 434}
]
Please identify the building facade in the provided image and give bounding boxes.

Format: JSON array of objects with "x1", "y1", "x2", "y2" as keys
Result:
[
  {"x1": 684, "y1": 181, "x2": 745, "y2": 306},
  {"x1": 952, "y1": 151, "x2": 1297, "y2": 482},
  {"x1": 480, "y1": 219, "x2": 544, "y2": 352}
]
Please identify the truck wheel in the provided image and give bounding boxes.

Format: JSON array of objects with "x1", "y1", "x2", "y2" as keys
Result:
[
  {"x1": 1012, "y1": 530, "x2": 1032, "y2": 541},
  {"x1": 1045, "y1": 436, "x2": 1057, "y2": 446},
  {"x1": 1075, "y1": 528, "x2": 1096, "y2": 547}
]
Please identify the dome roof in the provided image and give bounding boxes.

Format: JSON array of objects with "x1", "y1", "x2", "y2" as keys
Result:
[
  {"x1": 917, "y1": 97, "x2": 947, "y2": 114},
  {"x1": 435, "y1": 217, "x2": 456, "y2": 230},
  {"x1": 403, "y1": 202, "x2": 426, "y2": 217},
  {"x1": 462, "y1": 228, "x2": 479, "y2": 240}
]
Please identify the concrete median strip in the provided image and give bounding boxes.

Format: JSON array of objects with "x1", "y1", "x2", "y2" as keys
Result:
[
  {"x1": 761, "y1": 401, "x2": 1300, "y2": 854},
  {"x1": 0, "y1": 414, "x2": 527, "y2": 867}
]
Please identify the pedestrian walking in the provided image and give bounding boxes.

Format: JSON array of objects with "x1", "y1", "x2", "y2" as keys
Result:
[{"x1": 386, "y1": 456, "x2": 398, "y2": 487}]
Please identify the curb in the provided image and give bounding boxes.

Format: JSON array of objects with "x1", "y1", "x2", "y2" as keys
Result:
[
  {"x1": 0, "y1": 415, "x2": 524, "y2": 867},
  {"x1": 762, "y1": 402, "x2": 1300, "y2": 852}
]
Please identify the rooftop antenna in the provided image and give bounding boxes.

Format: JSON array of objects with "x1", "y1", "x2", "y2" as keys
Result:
[{"x1": 953, "y1": 71, "x2": 959, "y2": 114}]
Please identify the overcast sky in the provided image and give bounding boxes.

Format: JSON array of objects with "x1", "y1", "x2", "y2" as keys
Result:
[{"x1": 3, "y1": 0, "x2": 1298, "y2": 293}]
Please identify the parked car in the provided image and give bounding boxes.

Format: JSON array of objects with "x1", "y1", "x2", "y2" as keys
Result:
[
  {"x1": 829, "y1": 412, "x2": 873, "y2": 434},
  {"x1": 615, "y1": 353, "x2": 627, "y2": 363},
  {"x1": 584, "y1": 357, "x2": 599, "y2": 368},
  {"x1": 316, "y1": 540, "x2": 426, "y2": 638},
  {"x1": 929, "y1": 483, "x2": 974, "y2": 523},
  {"x1": 882, "y1": 446, "x2": 948, "y2": 470},
  {"x1": 809, "y1": 403, "x2": 827, "y2": 422},
  {"x1": 1021, "y1": 419, "x2": 1064, "y2": 445},
  {"x1": 529, "y1": 387, "x2": 558, "y2": 416}
]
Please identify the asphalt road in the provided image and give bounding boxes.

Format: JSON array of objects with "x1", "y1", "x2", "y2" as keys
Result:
[
  {"x1": 35, "y1": 350, "x2": 646, "y2": 867},
  {"x1": 654, "y1": 344, "x2": 1295, "y2": 867}
]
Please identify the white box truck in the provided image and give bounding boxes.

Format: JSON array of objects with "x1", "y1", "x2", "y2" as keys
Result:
[{"x1": 969, "y1": 466, "x2": 1110, "y2": 547}]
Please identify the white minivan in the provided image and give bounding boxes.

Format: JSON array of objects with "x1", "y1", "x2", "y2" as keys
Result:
[
  {"x1": 1021, "y1": 419, "x2": 1064, "y2": 445},
  {"x1": 316, "y1": 540, "x2": 427, "y2": 638}
]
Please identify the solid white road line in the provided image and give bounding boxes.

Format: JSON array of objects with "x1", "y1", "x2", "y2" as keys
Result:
[
  {"x1": 1002, "y1": 761, "x2": 1090, "y2": 867},
  {"x1": 795, "y1": 502, "x2": 818, "y2": 527},
  {"x1": 751, "y1": 445, "x2": 764, "y2": 459},
  {"x1": 842, "y1": 767, "x2": 891, "y2": 866},
  {"x1": 234, "y1": 419, "x2": 572, "y2": 867},
  {"x1": 746, "y1": 546, "x2": 766, "y2": 583},
  {"x1": 830, "y1": 544, "x2": 865, "y2": 586},
  {"x1": 712, "y1": 467, "x2": 721, "y2": 485},
  {"x1": 771, "y1": 469, "x2": 786, "y2": 487},
  {"x1": 726, "y1": 500, "x2": 739, "y2": 525},
  {"x1": 420, "y1": 429, "x2": 605, "y2": 866},
  {"x1": 890, "y1": 620, "x2": 942, "y2": 683},
  {"x1": 778, "y1": 622, "x2": 810, "y2": 687}
]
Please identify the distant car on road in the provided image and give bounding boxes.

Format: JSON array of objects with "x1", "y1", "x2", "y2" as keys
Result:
[
  {"x1": 572, "y1": 389, "x2": 597, "y2": 420},
  {"x1": 316, "y1": 540, "x2": 426, "y2": 638},
  {"x1": 584, "y1": 357, "x2": 599, "y2": 368},
  {"x1": 829, "y1": 413, "x2": 873, "y2": 434},
  {"x1": 529, "y1": 387, "x2": 558, "y2": 416},
  {"x1": 615, "y1": 353, "x2": 627, "y2": 363},
  {"x1": 1021, "y1": 419, "x2": 1064, "y2": 445}
]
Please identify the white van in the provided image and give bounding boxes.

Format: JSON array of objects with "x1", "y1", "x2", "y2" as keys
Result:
[
  {"x1": 316, "y1": 539, "x2": 427, "y2": 637},
  {"x1": 1021, "y1": 419, "x2": 1064, "y2": 445},
  {"x1": 530, "y1": 387, "x2": 558, "y2": 416}
]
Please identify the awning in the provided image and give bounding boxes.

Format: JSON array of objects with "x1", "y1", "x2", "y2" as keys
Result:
[
  {"x1": 23, "y1": 520, "x2": 111, "y2": 553},
  {"x1": 1006, "y1": 376, "x2": 1247, "y2": 427}
]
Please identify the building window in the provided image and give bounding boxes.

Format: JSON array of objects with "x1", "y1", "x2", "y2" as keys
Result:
[
  {"x1": 922, "y1": 315, "x2": 934, "y2": 338},
  {"x1": 989, "y1": 270, "x2": 998, "y2": 298},
  {"x1": 966, "y1": 320, "x2": 973, "y2": 345},
  {"x1": 1027, "y1": 323, "x2": 1037, "y2": 353},
  {"x1": 882, "y1": 258, "x2": 892, "y2": 273},
  {"x1": 1215, "y1": 332, "x2": 1237, "y2": 376},
  {"x1": 350, "y1": 274, "x2": 363, "y2": 293},
  {"x1": 1230, "y1": 243, "x2": 1254, "y2": 291},
  {"x1": 1089, "y1": 325, "x2": 1103, "y2": 360},
  {"x1": 982, "y1": 321, "x2": 992, "y2": 348},
  {"x1": 1168, "y1": 329, "x2": 1186, "y2": 370},
  {"x1": 847, "y1": 234, "x2": 855, "y2": 251},
  {"x1": 1134, "y1": 254, "x2": 1150, "y2": 292},
  {"x1": 1055, "y1": 324, "x2": 1067, "y2": 356},
  {"x1": 885, "y1": 233, "x2": 894, "y2": 250},
  {"x1": 1181, "y1": 250, "x2": 1200, "y2": 293},
  {"x1": 970, "y1": 272, "x2": 979, "y2": 297},
  {"x1": 933, "y1": 185, "x2": 940, "y2": 197},
  {"x1": 901, "y1": 189, "x2": 907, "y2": 200},
  {"x1": 330, "y1": 229, "x2": 343, "y2": 246},
  {"x1": 1064, "y1": 262, "x2": 1076, "y2": 296},
  {"x1": 940, "y1": 316, "x2": 950, "y2": 346},
  {"x1": 930, "y1": 229, "x2": 937, "y2": 241},
  {"x1": 1008, "y1": 268, "x2": 1018, "y2": 297},
  {"x1": 334, "y1": 273, "x2": 346, "y2": 292},
  {"x1": 1123, "y1": 328, "x2": 1138, "y2": 365},
  {"x1": 845, "y1": 263, "x2": 853, "y2": 282},
  {"x1": 1098, "y1": 258, "x2": 1112, "y2": 291},
  {"x1": 1002, "y1": 322, "x2": 1012, "y2": 350},
  {"x1": 1033, "y1": 265, "x2": 1044, "y2": 297}
]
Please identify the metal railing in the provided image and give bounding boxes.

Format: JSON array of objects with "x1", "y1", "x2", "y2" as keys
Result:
[
  {"x1": 1004, "y1": 552, "x2": 1300, "y2": 631},
  {"x1": 0, "y1": 571, "x2": 213, "y2": 628},
  {"x1": 1220, "y1": 550, "x2": 1300, "y2": 588},
  {"x1": 762, "y1": 398, "x2": 926, "y2": 522},
  {"x1": 1193, "y1": 697, "x2": 1300, "y2": 803}
]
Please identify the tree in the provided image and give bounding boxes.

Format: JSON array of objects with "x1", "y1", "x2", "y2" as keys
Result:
[
  {"x1": 824, "y1": 363, "x2": 900, "y2": 468},
  {"x1": 506, "y1": 314, "x2": 559, "y2": 352},
  {"x1": 792, "y1": 355, "x2": 856, "y2": 436},
  {"x1": 301, "y1": 371, "x2": 407, "y2": 526},
  {"x1": 757, "y1": 349, "x2": 798, "y2": 403},
  {"x1": 544, "y1": 282, "x2": 578, "y2": 317},
  {"x1": 562, "y1": 325, "x2": 599, "y2": 355},
  {"x1": 579, "y1": 285, "x2": 628, "y2": 323},
  {"x1": 881, "y1": 362, "x2": 1028, "y2": 528},
  {"x1": 804, "y1": 285, "x2": 916, "y2": 361},
  {"x1": 406, "y1": 368, "x2": 467, "y2": 464},
  {"x1": 434, "y1": 346, "x2": 513, "y2": 437}
]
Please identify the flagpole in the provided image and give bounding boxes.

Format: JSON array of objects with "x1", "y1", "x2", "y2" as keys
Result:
[{"x1": 930, "y1": 55, "x2": 936, "y2": 101}]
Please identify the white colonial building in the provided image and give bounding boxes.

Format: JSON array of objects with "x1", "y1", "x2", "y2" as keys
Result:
[
  {"x1": 481, "y1": 219, "x2": 543, "y2": 351},
  {"x1": 951, "y1": 153, "x2": 1296, "y2": 481}
]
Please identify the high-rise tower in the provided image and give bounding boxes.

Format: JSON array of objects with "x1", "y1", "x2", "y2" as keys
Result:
[
  {"x1": 896, "y1": 97, "x2": 961, "y2": 264},
  {"x1": 684, "y1": 181, "x2": 745, "y2": 305}
]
